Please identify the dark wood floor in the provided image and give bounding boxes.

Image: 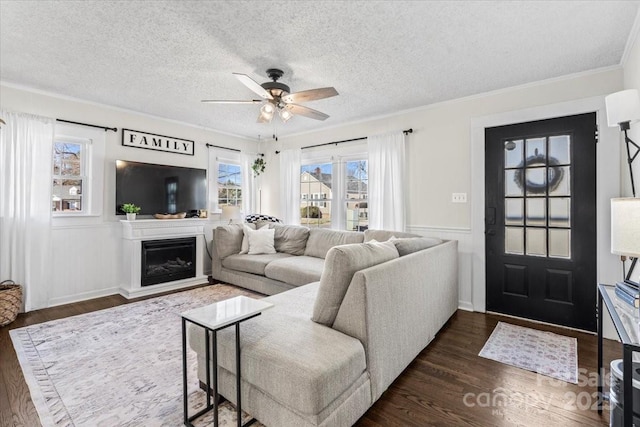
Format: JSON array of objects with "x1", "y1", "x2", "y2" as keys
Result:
[{"x1": 0, "y1": 287, "x2": 621, "y2": 427}]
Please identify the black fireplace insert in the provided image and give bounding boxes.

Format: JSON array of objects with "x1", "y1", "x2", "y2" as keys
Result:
[{"x1": 141, "y1": 237, "x2": 196, "y2": 286}]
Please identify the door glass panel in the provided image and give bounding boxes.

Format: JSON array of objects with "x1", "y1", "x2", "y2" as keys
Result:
[
  {"x1": 526, "y1": 168, "x2": 546, "y2": 196},
  {"x1": 504, "y1": 139, "x2": 524, "y2": 168},
  {"x1": 505, "y1": 227, "x2": 524, "y2": 255},
  {"x1": 549, "y1": 198, "x2": 571, "y2": 227},
  {"x1": 526, "y1": 138, "x2": 546, "y2": 160},
  {"x1": 549, "y1": 166, "x2": 570, "y2": 196},
  {"x1": 549, "y1": 135, "x2": 570, "y2": 165},
  {"x1": 526, "y1": 198, "x2": 546, "y2": 226},
  {"x1": 526, "y1": 228, "x2": 546, "y2": 257},
  {"x1": 549, "y1": 229, "x2": 571, "y2": 258},
  {"x1": 505, "y1": 170, "x2": 523, "y2": 196},
  {"x1": 505, "y1": 198, "x2": 524, "y2": 225}
]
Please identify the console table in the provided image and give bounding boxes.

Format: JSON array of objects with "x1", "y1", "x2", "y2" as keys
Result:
[
  {"x1": 597, "y1": 284, "x2": 640, "y2": 427},
  {"x1": 181, "y1": 296, "x2": 274, "y2": 427}
]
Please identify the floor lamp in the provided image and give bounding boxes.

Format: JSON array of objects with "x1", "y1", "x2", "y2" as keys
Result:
[{"x1": 606, "y1": 90, "x2": 640, "y2": 280}]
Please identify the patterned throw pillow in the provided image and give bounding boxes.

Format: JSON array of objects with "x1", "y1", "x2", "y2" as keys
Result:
[{"x1": 244, "y1": 214, "x2": 283, "y2": 224}]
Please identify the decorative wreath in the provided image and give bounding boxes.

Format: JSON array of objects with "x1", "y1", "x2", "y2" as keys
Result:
[{"x1": 513, "y1": 153, "x2": 564, "y2": 194}]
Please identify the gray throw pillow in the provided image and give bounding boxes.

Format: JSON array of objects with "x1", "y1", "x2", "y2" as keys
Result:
[
  {"x1": 392, "y1": 237, "x2": 443, "y2": 256},
  {"x1": 311, "y1": 240, "x2": 399, "y2": 326},
  {"x1": 304, "y1": 228, "x2": 364, "y2": 259},
  {"x1": 214, "y1": 224, "x2": 245, "y2": 259},
  {"x1": 269, "y1": 224, "x2": 310, "y2": 255}
]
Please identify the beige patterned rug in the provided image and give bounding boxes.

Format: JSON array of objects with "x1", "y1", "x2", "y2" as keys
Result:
[
  {"x1": 10, "y1": 284, "x2": 265, "y2": 427},
  {"x1": 479, "y1": 321, "x2": 578, "y2": 384}
]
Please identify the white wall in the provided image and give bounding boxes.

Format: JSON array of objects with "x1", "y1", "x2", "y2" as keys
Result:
[
  {"x1": 261, "y1": 67, "x2": 624, "y2": 312},
  {"x1": 0, "y1": 83, "x2": 256, "y2": 307},
  {"x1": 623, "y1": 22, "x2": 640, "y2": 198}
]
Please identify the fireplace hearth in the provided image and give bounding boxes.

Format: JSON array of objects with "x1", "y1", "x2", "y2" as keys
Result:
[{"x1": 141, "y1": 237, "x2": 196, "y2": 286}]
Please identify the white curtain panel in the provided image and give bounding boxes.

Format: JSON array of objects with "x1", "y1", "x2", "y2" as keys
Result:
[
  {"x1": 207, "y1": 148, "x2": 220, "y2": 214},
  {"x1": 279, "y1": 148, "x2": 301, "y2": 225},
  {"x1": 241, "y1": 151, "x2": 256, "y2": 216},
  {"x1": 367, "y1": 131, "x2": 406, "y2": 231},
  {"x1": 0, "y1": 110, "x2": 54, "y2": 311}
]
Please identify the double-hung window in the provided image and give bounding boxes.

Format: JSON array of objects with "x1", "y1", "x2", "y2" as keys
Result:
[
  {"x1": 218, "y1": 162, "x2": 242, "y2": 208},
  {"x1": 52, "y1": 138, "x2": 89, "y2": 213},
  {"x1": 345, "y1": 160, "x2": 368, "y2": 231},
  {"x1": 300, "y1": 163, "x2": 332, "y2": 228},
  {"x1": 299, "y1": 156, "x2": 368, "y2": 231}
]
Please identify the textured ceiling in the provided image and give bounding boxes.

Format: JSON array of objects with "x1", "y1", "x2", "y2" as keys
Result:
[{"x1": 1, "y1": 1, "x2": 638, "y2": 139}]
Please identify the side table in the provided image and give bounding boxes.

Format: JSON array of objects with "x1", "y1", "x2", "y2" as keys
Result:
[
  {"x1": 181, "y1": 295, "x2": 274, "y2": 427},
  {"x1": 597, "y1": 284, "x2": 640, "y2": 427}
]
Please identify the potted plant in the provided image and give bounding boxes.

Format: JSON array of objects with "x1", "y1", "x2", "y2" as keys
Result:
[
  {"x1": 252, "y1": 157, "x2": 266, "y2": 177},
  {"x1": 121, "y1": 203, "x2": 141, "y2": 220}
]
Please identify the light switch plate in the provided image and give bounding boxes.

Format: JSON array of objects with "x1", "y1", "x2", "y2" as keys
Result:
[{"x1": 452, "y1": 193, "x2": 467, "y2": 203}]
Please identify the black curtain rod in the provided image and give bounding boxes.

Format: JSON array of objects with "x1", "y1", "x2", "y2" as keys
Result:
[
  {"x1": 275, "y1": 128, "x2": 413, "y2": 154},
  {"x1": 56, "y1": 119, "x2": 117, "y2": 132},
  {"x1": 206, "y1": 143, "x2": 264, "y2": 156},
  {"x1": 206, "y1": 143, "x2": 241, "y2": 152}
]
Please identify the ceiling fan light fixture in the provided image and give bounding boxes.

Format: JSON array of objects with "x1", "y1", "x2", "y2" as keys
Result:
[
  {"x1": 279, "y1": 108, "x2": 293, "y2": 123},
  {"x1": 261, "y1": 103, "x2": 275, "y2": 114}
]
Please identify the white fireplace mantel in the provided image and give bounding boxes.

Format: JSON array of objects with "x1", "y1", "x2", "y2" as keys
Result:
[{"x1": 119, "y1": 218, "x2": 209, "y2": 298}]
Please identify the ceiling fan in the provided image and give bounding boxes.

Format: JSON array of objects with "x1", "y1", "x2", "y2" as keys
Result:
[{"x1": 202, "y1": 68, "x2": 338, "y2": 123}]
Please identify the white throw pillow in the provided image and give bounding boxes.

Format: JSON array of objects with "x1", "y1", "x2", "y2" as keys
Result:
[
  {"x1": 239, "y1": 223, "x2": 267, "y2": 254},
  {"x1": 243, "y1": 225, "x2": 276, "y2": 255}
]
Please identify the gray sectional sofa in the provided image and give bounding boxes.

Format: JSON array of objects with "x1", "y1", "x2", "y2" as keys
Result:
[
  {"x1": 190, "y1": 224, "x2": 458, "y2": 426},
  {"x1": 210, "y1": 224, "x2": 423, "y2": 295}
]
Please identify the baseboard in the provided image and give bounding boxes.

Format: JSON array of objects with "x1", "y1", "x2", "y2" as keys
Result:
[
  {"x1": 48, "y1": 287, "x2": 120, "y2": 308},
  {"x1": 458, "y1": 301, "x2": 474, "y2": 312},
  {"x1": 119, "y1": 275, "x2": 209, "y2": 299}
]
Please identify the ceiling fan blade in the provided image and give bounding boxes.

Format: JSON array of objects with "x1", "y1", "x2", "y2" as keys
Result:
[
  {"x1": 285, "y1": 104, "x2": 330, "y2": 121},
  {"x1": 281, "y1": 87, "x2": 338, "y2": 104},
  {"x1": 233, "y1": 73, "x2": 273, "y2": 100},
  {"x1": 201, "y1": 99, "x2": 263, "y2": 104}
]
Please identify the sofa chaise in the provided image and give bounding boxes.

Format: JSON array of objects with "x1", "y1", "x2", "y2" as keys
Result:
[{"x1": 190, "y1": 225, "x2": 458, "y2": 426}]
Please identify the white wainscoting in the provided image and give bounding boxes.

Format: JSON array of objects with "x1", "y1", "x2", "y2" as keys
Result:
[
  {"x1": 49, "y1": 222, "x2": 121, "y2": 307},
  {"x1": 406, "y1": 225, "x2": 473, "y2": 311}
]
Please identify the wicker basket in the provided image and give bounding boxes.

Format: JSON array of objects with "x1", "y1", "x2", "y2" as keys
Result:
[{"x1": 0, "y1": 280, "x2": 22, "y2": 327}]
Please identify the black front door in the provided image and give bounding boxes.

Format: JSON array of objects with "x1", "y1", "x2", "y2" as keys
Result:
[{"x1": 485, "y1": 113, "x2": 597, "y2": 331}]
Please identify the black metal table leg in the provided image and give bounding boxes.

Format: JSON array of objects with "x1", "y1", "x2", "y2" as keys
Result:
[
  {"x1": 182, "y1": 318, "x2": 188, "y2": 426},
  {"x1": 624, "y1": 344, "x2": 633, "y2": 427},
  {"x1": 213, "y1": 330, "x2": 218, "y2": 427},
  {"x1": 598, "y1": 291, "x2": 604, "y2": 414},
  {"x1": 236, "y1": 323, "x2": 242, "y2": 427}
]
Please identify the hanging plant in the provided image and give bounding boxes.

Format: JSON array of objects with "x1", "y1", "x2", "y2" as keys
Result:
[{"x1": 252, "y1": 157, "x2": 266, "y2": 177}]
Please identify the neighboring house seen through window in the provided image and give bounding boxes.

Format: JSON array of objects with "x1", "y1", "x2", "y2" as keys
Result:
[
  {"x1": 218, "y1": 162, "x2": 242, "y2": 208},
  {"x1": 300, "y1": 159, "x2": 368, "y2": 231},
  {"x1": 52, "y1": 139, "x2": 88, "y2": 213}
]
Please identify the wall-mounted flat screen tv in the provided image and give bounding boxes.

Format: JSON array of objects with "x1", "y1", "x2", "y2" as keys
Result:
[{"x1": 115, "y1": 160, "x2": 207, "y2": 216}]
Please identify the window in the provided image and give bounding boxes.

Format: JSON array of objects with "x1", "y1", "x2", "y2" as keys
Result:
[
  {"x1": 299, "y1": 158, "x2": 368, "y2": 230},
  {"x1": 218, "y1": 162, "x2": 242, "y2": 208},
  {"x1": 50, "y1": 124, "x2": 105, "y2": 221},
  {"x1": 345, "y1": 160, "x2": 368, "y2": 231},
  {"x1": 52, "y1": 139, "x2": 88, "y2": 213},
  {"x1": 300, "y1": 163, "x2": 332, "y2": 228}
]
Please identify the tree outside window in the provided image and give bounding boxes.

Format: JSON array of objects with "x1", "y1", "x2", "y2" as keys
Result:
[
  {"x1": 218, "y1": 163, "x2": 242, "y2": 208},
  {"x1": 52, "y1": 140, "x2": 85, "y2": 212}
]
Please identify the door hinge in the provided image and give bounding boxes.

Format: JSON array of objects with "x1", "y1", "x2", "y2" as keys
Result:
[{"x1": 595, "y1": 126, "x2": 599, "y2": 143}]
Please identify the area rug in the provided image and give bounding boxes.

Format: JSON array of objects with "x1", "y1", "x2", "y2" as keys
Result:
[
  {"x1": 478, "y1": 321, "x2": 578, "y2": 384},
  {"x1": 10, "y1": 284, "x2": 265, "y2": 427}
]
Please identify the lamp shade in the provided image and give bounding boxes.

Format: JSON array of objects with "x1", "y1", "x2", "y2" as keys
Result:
[
  {"x1": 611, "y1": 198, "x2": 640, "y2": 257},
  {"x1": 221, "y1": 205, "x2": 241, "y2": 222},
  {"x1": 605, "y1": 89, "x2": 640, "y2": 127}
]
